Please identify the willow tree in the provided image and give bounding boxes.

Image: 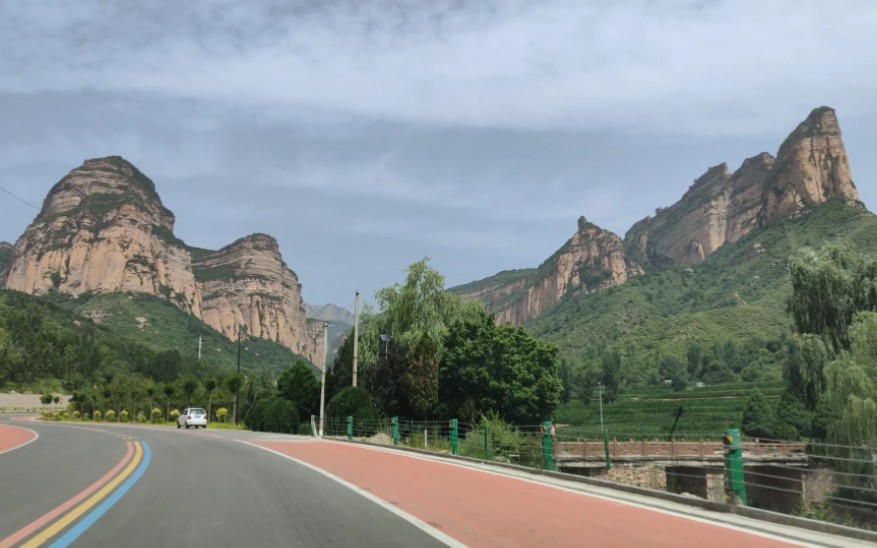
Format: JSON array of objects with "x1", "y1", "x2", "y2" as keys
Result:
[
  {"x1": 359, "y1": 258, "x2": 482, "y2": 417},
  {"x1": 786, "y1": 244, "x2": 877, "y2": 445}
]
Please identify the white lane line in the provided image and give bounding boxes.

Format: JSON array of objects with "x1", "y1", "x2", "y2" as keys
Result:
[
  {"x1": 0, "y1": 423, "x2": 39, "y2": 455},
  {"x1": 236, "y1": 440, "x2": 466, "y2": 548}
]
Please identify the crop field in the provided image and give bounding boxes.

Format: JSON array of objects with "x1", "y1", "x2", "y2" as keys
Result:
[{"x1": 555, "y1": 381, "x2": 784, "y2": 441}]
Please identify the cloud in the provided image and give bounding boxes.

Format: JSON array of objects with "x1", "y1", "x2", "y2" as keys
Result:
[{"x1": 3, "y1": 1, "x2": 876, "y2": 136}]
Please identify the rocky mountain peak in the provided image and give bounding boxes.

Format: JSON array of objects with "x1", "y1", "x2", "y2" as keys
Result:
[
  {"x1": 760, "y1": 107, "x2": 861, "y2": 225},
  {"x1": 777, "y1": 106, "x2": 840, "y2": 157},
  {"x1": 625, "y1": 106, "x2": 863, "y2": 269},
  {"x1": 39, "y1": 156, "x2": 175, "y2": 231}
]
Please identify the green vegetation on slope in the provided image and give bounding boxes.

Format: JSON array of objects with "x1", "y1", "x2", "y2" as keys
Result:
[
  {"x1": 447, "y1": 268, "x2": 534, "y2": 310},
  {"x1": 555, "y1": 381, "x2": 785, "y2": 439},
  {"x1": 0, "y1": 243, "x2": 11, "y2": 274},
  {"x1": 65, "y1": 292, "x2": 307, "y2": 375},
  {"x1": 529, "y1": 201, "x2": 877, "y2": 364}
]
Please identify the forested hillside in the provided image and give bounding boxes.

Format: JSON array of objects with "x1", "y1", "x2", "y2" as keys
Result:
[
  {"x1": 527, "y1": 201, "x2": 877, "y2": 394},
  {"x1": 0, "y1": 290, "x2": 307, "y2": 392}
]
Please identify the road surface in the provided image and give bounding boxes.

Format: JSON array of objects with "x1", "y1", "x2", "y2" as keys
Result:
[{"x1": 0, "y1": 416, "x2": 872, "y2": 547}]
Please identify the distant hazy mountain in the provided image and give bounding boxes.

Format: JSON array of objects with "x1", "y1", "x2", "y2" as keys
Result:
[{"x1": 304, "y1": 303, "x2": 355, "y2": 325}]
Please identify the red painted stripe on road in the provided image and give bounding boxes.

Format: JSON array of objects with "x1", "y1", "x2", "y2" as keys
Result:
[
  {"x1": 257, "y1": 441, "x2": 797, "y2": 548},
  {"x1": 0, "y1": 441, "x2": 135, "y2": 548},
  {"x1": 0, "y1": 423, "x2": 38, "y2": 455}
]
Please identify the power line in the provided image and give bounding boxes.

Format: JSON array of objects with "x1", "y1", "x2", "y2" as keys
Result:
[{"x1": 0, "y1": 185, "x2": 40, "y2": 211}]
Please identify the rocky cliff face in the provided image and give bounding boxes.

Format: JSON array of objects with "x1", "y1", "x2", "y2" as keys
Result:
[
  {"x1": 4, "y1": 157, "x2": 202, "y2": 313},
  {"x1": 195, "y1": 234, "x2": 318, "y2": 361},
  {"x1": 760, "y1": 107, "x2": 861, "y2": 225},
  {"x1": 456, "y1": 217, "x2": 643, "y2": 325},
  {"x1": 624, "y1": 107, "x2": 861, "y2": 269},
  {"x1": 4, "y1": 156, "x2": 319, "y2": 364},
  {"x1": 458, "y1": 106, "x2": 863, "y2": 325}
]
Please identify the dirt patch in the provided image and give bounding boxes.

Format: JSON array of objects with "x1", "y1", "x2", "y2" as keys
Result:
[
  {"x1": 605, "y1": 465, "x2": 667, "y2": 491},
  {"x1": 367, "y1": 432, "x2": 394, "y2": 446}
]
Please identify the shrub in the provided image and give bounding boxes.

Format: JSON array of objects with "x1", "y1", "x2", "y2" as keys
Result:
[
  {"x1": 244, "y1": 397, "x2": 300, "y2": 434},
  {"x1": 461, "y1": 413, "x2": 523, "y2": 461},
  {"x1": 298, "y1": 423, "x2": 313, "y2": 436},
  {"x1": 62, "y1": 412, "x2": 70, "y2": 420},
  {"x1": 326, "y1": 387, "x2": 378, "y2": 422},
  {"x1": 105, "y1": 409, "x2": 117, "y2": 422},
  {"x1": 170, "y1": 409, "x2": 181, "y2": 422},
  {"x1": 136, "y1": 412, "x2": 147, "y2": 423},
  {"x1": 120, "y1": 410, "x2": 129, "y2": 423},
  {"x1": 82, "y1": 412, "x2": 90, "y2": 421},
  {"x1": 73, "y1": 410, "x2": 80, "y2": 420},
  {"x1": 216, "y1": 408, "x2": 229, "y2": 423},
  {"x1": 151, "y1": 408, "x2": 162, "y2": 423}
]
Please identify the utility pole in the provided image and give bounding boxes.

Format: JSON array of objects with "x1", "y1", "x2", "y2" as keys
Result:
[
  {"x1": 318, "y1": 320, "x2": 329, "y2": 437},
  {"x1": 352, "y1": 291, "x2": 360, "y2": 388},
  {"x1": 235, "y1": 324, "x2": 245, "y2": 425}
]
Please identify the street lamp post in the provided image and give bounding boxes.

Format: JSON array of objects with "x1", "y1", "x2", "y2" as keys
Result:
[{"x1": 380, "y1": 334, "x2": 391, "y2": 361}]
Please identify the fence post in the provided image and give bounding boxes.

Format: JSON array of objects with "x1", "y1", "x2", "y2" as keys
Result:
[
  {"x1": 347, "y1": 416, "x2": 353, "y2": 441},
  {"x1": 450, "y1": 419, "x2": 459, "y2": 456},
  {"x1": 603, "y1": 429, "x2": 612, "y2": 469},
  {"x1": 392, "y1": 416, "x2": 400, "y2": 446},
  {"x1": 542, "y1": 421, "x2": 556, "y2": 471},
  {"x1": 483, "y1": 423, "x2": 490, "y2": 458}
]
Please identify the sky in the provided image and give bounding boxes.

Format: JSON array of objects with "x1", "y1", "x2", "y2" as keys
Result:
[{"x1": 1, "y1": 0, "x2": 876, "y2": 310}]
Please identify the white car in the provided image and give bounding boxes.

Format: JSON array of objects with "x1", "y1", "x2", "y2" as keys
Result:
[{"x1": 178, "y1": 407, "x2": 208, "y2": 429}]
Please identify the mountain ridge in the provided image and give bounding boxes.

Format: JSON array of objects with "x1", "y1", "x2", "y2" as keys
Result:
[{"x1": 452, "y1": 107, "x2": 863, "y2": 326}]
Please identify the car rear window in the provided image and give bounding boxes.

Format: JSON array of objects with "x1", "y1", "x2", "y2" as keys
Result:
[{"x1": 190, "y1": 409, "x2": 206, "y2": 415}]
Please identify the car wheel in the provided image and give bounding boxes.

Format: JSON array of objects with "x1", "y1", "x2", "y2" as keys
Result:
[
  {"x1": 177, "y1": 423, "x2": 180, "y2": 429},
  {"x1": 186, "y1": 424, "x2": 190, "y2": 429}
]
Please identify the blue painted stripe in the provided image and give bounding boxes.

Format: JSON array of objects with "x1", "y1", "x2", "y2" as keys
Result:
[{"x1": 50, "y1": 441, "x2": 152, "y2": 548}]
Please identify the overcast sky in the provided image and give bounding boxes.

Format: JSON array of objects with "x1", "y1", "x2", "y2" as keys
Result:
[{"x1": 2, "y1": 0, "x2": 876, "y2": 310}]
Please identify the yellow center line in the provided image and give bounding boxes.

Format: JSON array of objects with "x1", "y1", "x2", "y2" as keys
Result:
[{"x1": 22, "y1": 441, "x2": 143, "y2": 548}]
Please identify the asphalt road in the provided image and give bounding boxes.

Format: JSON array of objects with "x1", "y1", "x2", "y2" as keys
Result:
[
  {"x1": 0, "y1": 417, "x2": 446, "y2": 547},
  {"x1": 2, "y1": 416, "x2": 874, "y2": 548}
]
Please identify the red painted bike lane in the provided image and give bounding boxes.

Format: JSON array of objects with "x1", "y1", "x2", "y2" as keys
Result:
[
  {"x1": 0, "y1": 423, "x2": 37, "y2": 455},
  {"x1": 256, "y1": 441, "x2": 797, "y2": 548}
]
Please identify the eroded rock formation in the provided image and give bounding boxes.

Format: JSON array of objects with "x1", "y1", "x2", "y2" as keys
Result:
[
  {"x1": 458, "y1": 106, "x2": 863, "y2": 325},
  {"x1": 3, "y1": 156, "x2": 319, "y2": 363},
  {"x1": 455, "y1": 217, "x2": 643, "y2": 325},
  {"x1": 625, "y1": 107, "x2": 861, "y2": 269}
]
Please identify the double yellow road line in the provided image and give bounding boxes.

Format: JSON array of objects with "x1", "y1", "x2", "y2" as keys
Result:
[{"x1": 2, "y1": 440, "x2": 149, "y2": 548}]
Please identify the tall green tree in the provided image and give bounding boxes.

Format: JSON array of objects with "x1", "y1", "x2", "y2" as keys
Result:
[
  {"x1": 277, "y1": 360, "x2": 320, "y2": 420},
  {"x1": 204, "y1": 378, "x2": 217, "y2": 420},
  {"x1": 357, "y1": 258, "x2": 481, "y2": 416},
  {"x1": 181, "y1": 376, "x2": 199, "y2": 406},
  {"x1": 741, "y1": 390, "x2": 777, "y2": 439},
  {"x1": 440, "y1": 313, "x2": 562, "y2": 424},
  {"x1": 225, "y1": 374, "x2": 244, "y2": 425},
  {"x1": 326, "y1": 331, "x2": 354, "y2": 402}
]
